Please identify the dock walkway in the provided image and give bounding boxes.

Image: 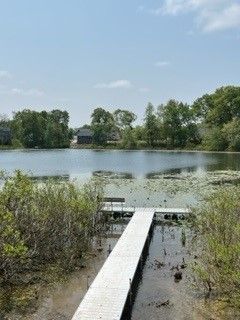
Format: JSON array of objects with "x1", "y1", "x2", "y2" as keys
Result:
[
  {"x1": 71, "y1": 208, "x2": 155, "y2": 320},
  {"x1": 102, "y1": 204, "x2": 190, "y2": 215}
]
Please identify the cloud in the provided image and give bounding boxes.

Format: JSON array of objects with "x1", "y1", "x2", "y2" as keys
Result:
[
  {"x1": 0, "y1": 70, "x2": 12, "y2": 79},
  {"x1": 94, "y1": 80, "x2": 132, "y2": 89},
  {"x1": 200, "y1": 3, "x2": 240, "y2": 32},
  {"x1": 151, "y1": 0, "x2": 240, "y2": 32},
  {"x1": 11, "y1": 88, "x2": 45, "y2": 97},
  {"x1": 155, "y1": 61, "x2": 171, "y2": 67}
]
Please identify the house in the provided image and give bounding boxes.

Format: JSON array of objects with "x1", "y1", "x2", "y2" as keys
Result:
[
  {"x1": 76, "y1": 128, "x2": 93, "y2": 144},
  {"x1": 0, "y1": 127, "x2": 11, "y2": 145}
]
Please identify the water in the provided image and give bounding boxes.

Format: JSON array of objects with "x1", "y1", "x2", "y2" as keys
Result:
[
  {"x1": 0, "y1": 149, "x2": 240, "y2": 179},
  {"x1": 131, "y1": 224, "x2": 239, "y2": 320},
  {"x1": 1, "y1": 149, "x2": 240, "y2": 208}
]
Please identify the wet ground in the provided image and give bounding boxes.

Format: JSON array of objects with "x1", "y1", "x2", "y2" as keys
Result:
[
  {"x1": 5, "y1": 225, "x2": 125, "y2": 320},
  {"x1": 131, "y1": 224, "x2": 237, "y2": 320},
  {"x1": 4, "y1": 222, "x2": 239, "y2": 320}
]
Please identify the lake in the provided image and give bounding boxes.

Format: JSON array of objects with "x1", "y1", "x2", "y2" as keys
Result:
[
  {"x1": 1, "y1": 149, "x2": 240, "y2": 207},
  {"x1": 1, "y1": 149, "x2": 240, "y2": 177}
]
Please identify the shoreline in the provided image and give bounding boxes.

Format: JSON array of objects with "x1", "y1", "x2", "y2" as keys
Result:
[{"x1": 1, "y1": 146, "x2": 240, "y2": 155}]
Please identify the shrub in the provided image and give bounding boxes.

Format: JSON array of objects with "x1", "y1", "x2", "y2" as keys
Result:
[
  {"x1": 193, "y1": 187, "x2": 240, "y2": 308},
  {"x1": 0, "y1": 171, "x2": 104, "y2": 282}
]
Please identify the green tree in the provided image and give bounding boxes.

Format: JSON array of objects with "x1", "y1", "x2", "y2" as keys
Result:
[
  {"x1": 144, "y1": 103, "x2": 158, "y2": 147},
  {"x1": 91, "y1": 108, "x2": 114, "y2": 145},
  {"x1": 11, "y1": 109, "x2": 70, "y2": 148},
  {"x1": 193, "y1": 86, "x2": 240, "y2": 126},
  {"x1": 159, "y1": 100, "x2": 198, "y2": 147},
  {"x1": 113, "y1": 109, "x2": 137, "y2": 130},
  {"x1": 121, "y1": 128, "x2": 138, "y2": 149},
  {"x1": 202, "y1": 127, "x2": 227, "y2": 151},
  {"x1": 222, "y1": 118, "x2": 240, "y2": 151}
]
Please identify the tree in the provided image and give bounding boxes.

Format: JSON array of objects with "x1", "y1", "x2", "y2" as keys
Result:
[
  {"x1": 144, "y1": 103, "x2": 158, "y2": 147},
  {"x1": 0, "y1": 114, "x2": 10, "y2": 127},
  {"x1": 91, "y1": 108, "x2": 114, "y2": 145},
  {"x1": 121, "y1": 128, "x2": 138, "y2": 149},
  {"x1": 202, "y1": 127, "x2": 227, "y2": 151},
  {"x1": 193, "y1": 86, "x2": 240, "y2": 127},
  {"x1": 222, "y1": 118, "x2": 240, "y2": 151},
  {"x1": 11, "y1": 109, "x2": 70, "y2": 148},
  {"x1": 192, "y1": 86, "x2": 240, "y2": 151},
  {"x1": 159, "y1": 100, "x2": 198, "y2": 147},
  {"x1": 113, "y1": 109, "x2": 137, "y2": 130}
]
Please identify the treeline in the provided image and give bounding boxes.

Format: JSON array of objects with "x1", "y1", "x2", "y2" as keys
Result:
[
  {"x1": 1, "y1": 109, "x2": 72, "y2": 148},
  {"x1": 1, "y1": 85, "x2": 240, "y2": 151},
  {"x1": 86, "y1": 85, "x2": 240, "y2": 151}
]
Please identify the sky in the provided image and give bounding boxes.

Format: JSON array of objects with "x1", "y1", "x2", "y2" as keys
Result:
[{"x1": 0, "y1": 0, "x2": 240, "y2": 127}]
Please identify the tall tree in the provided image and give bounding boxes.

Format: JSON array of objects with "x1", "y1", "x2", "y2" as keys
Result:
[
  {"x1": 91, "y1": 108, "x2": 114, "y2": 145},
  {"x1": 113, "y1": 109, "x2": 137, "y2": 130},
  {"x1": 144, "y1": 103, "x2": 159, "y2": 147},
  {"x1": 159, "y1": 100, "x2": 198, "y2": 147}
]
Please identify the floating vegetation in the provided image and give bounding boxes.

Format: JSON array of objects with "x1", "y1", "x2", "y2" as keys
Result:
[
  {"x1": 92, "y1": 170, "x2": 134, "y2": 179},
  {"x1": 93, "y1": 170, "x2": 240, "y2": 208}
]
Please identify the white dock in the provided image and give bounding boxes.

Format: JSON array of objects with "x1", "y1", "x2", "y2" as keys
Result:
[
  {"x1": 102, "y1": 204, "x2": 191, "y2": 215},
  {"x1": 71, "y1": 208, "x2": 155, "y2": 320}
]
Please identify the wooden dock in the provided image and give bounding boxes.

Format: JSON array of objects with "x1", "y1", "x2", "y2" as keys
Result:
[{"x1": 71, "y1": 208, "x2": 155, "y2": 320}]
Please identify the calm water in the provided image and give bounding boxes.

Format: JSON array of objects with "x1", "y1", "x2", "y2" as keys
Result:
[
  {"x1": 1, "y1": 149, "x2": 240, "y2": 208},
  {"x1": 0, "y1": 149, "x2": 240, "y2": 178}
]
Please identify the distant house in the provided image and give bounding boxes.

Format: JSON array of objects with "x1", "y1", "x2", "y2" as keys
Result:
[
  {"x1": 0, "y1": 127, "x2": 11, "y2": 145},
  {"x1": 76, "y1": 128, "x2": 93, "y2": 144}
]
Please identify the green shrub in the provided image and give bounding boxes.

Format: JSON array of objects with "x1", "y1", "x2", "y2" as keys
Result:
[
  {"x1": 0, "y1": 171, "x2": 104, "y2": 282},
  {"x1": 193, "y1": 187, "x2": 240, "y2": 307}
]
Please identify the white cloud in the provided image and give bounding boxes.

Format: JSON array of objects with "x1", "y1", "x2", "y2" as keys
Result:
[
  {"x1": 11, "y1": 88, "x2": 45, "y2": 97},
  {"x1": 0, "y1": 70, "x2": 12, "y2": 79},
  {"x1": 155, "y1": 61, "x2": 171, "y2": 67},
  {"x1": 200, "y1": 3, "x2": 240, "y2": 32},
  {"x1": 151, "y1": 0, "x2": 240, "y2": 32},
  {"x1": 94, "y1": 80, "x2": 132, "y2": 89}
]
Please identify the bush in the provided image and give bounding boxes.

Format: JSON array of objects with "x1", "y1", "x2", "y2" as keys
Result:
[
  {"x1": 193, "y1": 187, "x2": 240, "y2": 308},
  {"x1": 0, "y1": 171, "x2": 104, "y2": 282}
]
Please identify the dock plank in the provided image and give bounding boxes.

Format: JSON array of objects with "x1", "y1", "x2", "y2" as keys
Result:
[{"x1": 71, "y1": 209, "x2": 155, "y2": 320}]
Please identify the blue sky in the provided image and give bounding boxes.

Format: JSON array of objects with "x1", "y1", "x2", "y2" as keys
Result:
[{"x1": 0, "y1": 0, "x2": 240, "y2": 126}]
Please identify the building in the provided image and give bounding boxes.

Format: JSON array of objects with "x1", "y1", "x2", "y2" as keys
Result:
[
  {"x1": 0, "y1": 127, "x2": 11, "y2": 145},
  {"x1": 76, "y1": 128, "x2": 93, "y2": 144}
]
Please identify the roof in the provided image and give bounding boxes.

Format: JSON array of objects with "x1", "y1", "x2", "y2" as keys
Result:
[{"x1": 76, "y1": 128, "x2": 93, "y2": 137}]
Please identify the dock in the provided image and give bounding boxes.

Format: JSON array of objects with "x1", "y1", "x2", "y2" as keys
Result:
[
  {"x1": 71, "y1": 208, "x2": 155, "y2": 320},
  {"x1": 102, "y1": 204, "x2": 190, "y2": 215}
]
